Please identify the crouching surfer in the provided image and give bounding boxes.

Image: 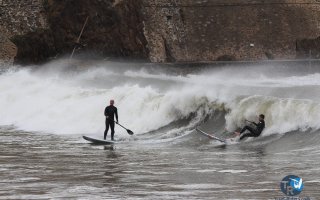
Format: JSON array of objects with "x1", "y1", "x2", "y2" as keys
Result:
[
  {"x1": 104, "y1": 99, "x2": 118, "y2": 141},
  {"x1": 235, "y1": 114, "x2": 265, "y2": 140}
]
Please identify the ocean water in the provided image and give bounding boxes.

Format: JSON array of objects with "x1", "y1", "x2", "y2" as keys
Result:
[{"x1": 0, "y1": 60, "x2": 319, "y2": 199}]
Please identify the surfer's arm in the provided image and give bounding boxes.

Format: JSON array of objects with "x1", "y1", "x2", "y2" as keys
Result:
[
  {"x1": 104, "y1": 107, "x2": 108, "y2": 117},
  {"x1": 245, "y1": 119, "x2": 256, "y2": 125}
]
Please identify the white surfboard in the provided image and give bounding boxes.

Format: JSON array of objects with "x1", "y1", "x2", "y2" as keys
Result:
[
  {"x1": 83, "y1": 136, "x2": 116, "y2": 145},
  {"x1": 195, "y1": 128, "x2": 226, "y2": 143}
]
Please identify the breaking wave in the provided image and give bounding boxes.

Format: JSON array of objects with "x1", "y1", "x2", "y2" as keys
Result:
[{"x1": 1, "y1": 60, "x2": 320, "y2": 140}]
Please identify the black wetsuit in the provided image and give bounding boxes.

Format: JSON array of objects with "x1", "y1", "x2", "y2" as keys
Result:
[
  {"x1": 239, "y1": 120, "x2": 265, "y2": 140},
  {"x1": 104, "y1": 105, "x2": 118, "y2": 140}
]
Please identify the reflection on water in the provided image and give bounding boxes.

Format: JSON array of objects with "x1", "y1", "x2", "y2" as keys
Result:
[{"x1": 0, "y1": 130, "x2": 319, "y2": 199}]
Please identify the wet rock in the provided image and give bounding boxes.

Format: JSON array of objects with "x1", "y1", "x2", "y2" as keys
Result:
[{"x1": 1, "y1": 0, "x2": 148, "y2": 65}]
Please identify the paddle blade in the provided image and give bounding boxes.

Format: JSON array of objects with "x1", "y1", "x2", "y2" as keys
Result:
[{"x1": 127, "y1": 129, "x2": 134, "y2": 135}]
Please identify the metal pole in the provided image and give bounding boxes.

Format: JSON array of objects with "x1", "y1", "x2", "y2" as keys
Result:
[{"x1": 70, "y1": 16, "x2": 89, "y2": 59}]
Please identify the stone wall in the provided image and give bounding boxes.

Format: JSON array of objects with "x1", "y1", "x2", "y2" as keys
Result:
[{"x1": 142, "y1": 0, "x2": 320, "y2": 62}]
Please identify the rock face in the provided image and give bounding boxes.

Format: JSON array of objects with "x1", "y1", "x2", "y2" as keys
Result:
[
  {"x1": 0, "y1": 0, "x2": 47, "y2": 65},
  {"x1": 1, "y1": 0, "x2": 148, "y2": 65},
  {"x1": 15, "y1": 0, "x2": 148, "y2": 64},
  {"x1": 1, "y1": 0, "x2": 320, "y2": 64}
]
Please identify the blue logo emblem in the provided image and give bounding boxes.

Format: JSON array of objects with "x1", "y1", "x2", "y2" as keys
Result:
[{"x1": 280, "y1": 175, "x2": 304, "y2": 196}]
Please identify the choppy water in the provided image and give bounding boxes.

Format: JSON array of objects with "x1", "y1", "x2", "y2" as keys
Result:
[{"x1": 1, "y1": 60, "x2": 320, "y2": 199}]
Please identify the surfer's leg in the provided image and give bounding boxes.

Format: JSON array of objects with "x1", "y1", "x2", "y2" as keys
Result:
[
  {"x1": 240, "y1": 126, "x2": 256, "y2": 140},
  {"x1": 240, "y1": 126, "x2": 251, "y2": 134},
  {"x1": 110, "y1": 121, "x2": 115, "y2": 141},
  {"x1": 104, "y1": 119, "x2": 110, "y2": 140},
  {"x1": 240, "y1": 133, "x2": 255, "y2": 140}
]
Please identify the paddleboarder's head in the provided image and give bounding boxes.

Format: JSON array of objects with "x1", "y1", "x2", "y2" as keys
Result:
[{"x1": 110, "y1": 99, "x2": 114, "y2": 105}]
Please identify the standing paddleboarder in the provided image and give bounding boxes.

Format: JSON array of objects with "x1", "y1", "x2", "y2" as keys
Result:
[{"x1": 104, "y1": 99, "x2": 118, "y2": 141}]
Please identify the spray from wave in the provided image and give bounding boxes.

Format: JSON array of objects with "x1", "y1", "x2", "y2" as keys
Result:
[{"x1": 1, "y1": 60, "x2": 320, "y2": 140}]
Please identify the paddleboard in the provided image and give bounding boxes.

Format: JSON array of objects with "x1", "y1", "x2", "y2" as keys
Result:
[
  {"x1": 83, "y1": 136, "x2": 116, "y2": 145},
  {"x1": 195, "y1": 128, "x2": 226, "y2": 143}
]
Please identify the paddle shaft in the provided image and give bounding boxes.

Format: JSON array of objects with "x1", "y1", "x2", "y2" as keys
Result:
[
  {"x1": 116, "y1": 122, "x2": 127, "y2": 130},
  {"x1": 108, "y1": 118, "x2": 134, "y2": 135}
]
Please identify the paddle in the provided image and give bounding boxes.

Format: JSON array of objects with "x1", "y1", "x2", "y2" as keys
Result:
[{"x1": 110, "y1": 119, "x2": 134, "y2": 135}]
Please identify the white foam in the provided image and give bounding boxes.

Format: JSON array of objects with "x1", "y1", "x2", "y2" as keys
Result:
[
  {"x1": 218, "y1": 170, "x2": 248, "y2": 174},
  {"x1": 1, "y1": 61, "x2": 320, "y2": 138}
]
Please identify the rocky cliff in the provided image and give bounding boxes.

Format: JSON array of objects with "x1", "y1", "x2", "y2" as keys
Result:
[
  {"x1": 1, "y1": 0, "x2": 320, "y2": 64},
  {"x1": 0, "y1": 0, "x2": 47, "y2": 65},
  {"x1": 1, "y1": 0, "x2": 148, "y2": 65}
]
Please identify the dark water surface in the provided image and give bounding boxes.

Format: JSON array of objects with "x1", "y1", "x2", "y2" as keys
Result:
[{"x1": 1, "y1": 128, "x2": 319, "y2": 200}]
